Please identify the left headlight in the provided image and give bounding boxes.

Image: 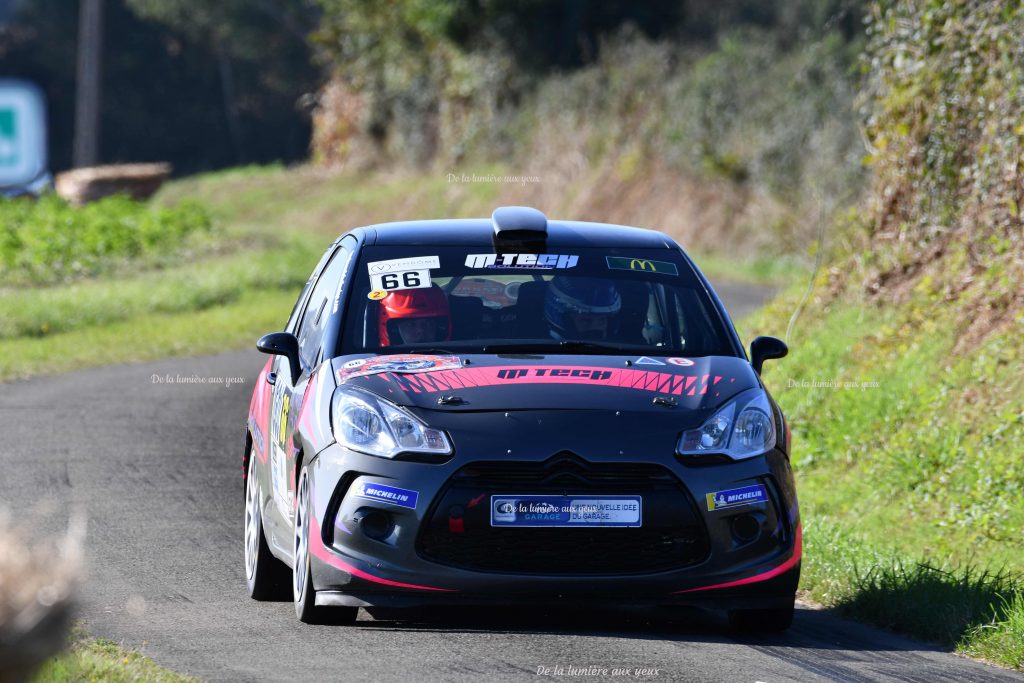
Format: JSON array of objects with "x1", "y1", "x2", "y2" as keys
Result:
[
  {"x1": 677, "y1": 388, "x2": 776, "y2": 460},
  {"x1": 331, "y1": 386, "x2": 452, "y2": 459}
]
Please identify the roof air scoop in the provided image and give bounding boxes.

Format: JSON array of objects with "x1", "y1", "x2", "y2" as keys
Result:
[{"x1": 491, "y1": 206, "x2": 547, "y2": 237}]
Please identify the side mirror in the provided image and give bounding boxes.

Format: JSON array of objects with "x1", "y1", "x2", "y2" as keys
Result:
[
  {"x1": 257, "y1": 332, "x2": 301, "y2": 384},
  {"x1": 750, "y1": 335, "x2": 788, "y2": 375}
]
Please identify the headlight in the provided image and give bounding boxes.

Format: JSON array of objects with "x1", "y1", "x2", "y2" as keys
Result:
[
  {"x1": 331, "y1": 386, "x2": 452, "y2": 458},
  {"x1": 677, "y1": 388, "x2": 776, "y2": 459}
]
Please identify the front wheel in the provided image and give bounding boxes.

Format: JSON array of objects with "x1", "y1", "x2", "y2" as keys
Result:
[
  {"x1": 727, "y1": 601, "x2": 795, "y2": 633},
  {"x1": 244, "y1": 452, "x2": 289, "y2": 600},
  {"x1": 293, "y1": 468, "x2": 358, "y2": 625}
]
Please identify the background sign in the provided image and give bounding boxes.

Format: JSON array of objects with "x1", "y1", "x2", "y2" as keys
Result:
[{"x1": 0, "y1": 79, "x2": 48, "y2": 189}]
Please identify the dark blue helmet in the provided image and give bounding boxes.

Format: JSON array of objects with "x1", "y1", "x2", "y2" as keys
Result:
[{"x1": 543, "y1": 276, "x2": 622, "y2": 340}]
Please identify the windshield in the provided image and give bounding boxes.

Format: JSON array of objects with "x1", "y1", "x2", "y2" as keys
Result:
[{"x1": 338, "y1": 246, "x2": 736, "y2": 357}]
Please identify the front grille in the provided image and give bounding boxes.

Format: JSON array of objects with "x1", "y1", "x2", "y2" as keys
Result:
[{"x1": 417, "y1": 453, "x2": 709, "y2": 574}]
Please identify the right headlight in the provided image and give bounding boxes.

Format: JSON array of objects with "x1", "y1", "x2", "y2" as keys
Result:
[
  {"x1": 331, "y1": 386, "x2": 452, "y2": 459},
  {"x1": 677, "y1": 388, "x2": 776, "y2": 460}
]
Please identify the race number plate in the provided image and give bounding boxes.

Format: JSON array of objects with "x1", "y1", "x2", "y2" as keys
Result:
[
  {"x1": 490, "y1": 495, "x2": 642, "y2": 528},
  {"x1": 369, "y1": 268, "x2": 431, "y2": 293}
]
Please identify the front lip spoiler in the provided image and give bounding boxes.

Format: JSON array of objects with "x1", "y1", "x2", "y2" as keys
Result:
[
  {"x1": 671, "y1": 524, "x2": 802, "y2": 594},
  {"x1": 310, "y1": 515, "x2": 456, "y2": 593}
]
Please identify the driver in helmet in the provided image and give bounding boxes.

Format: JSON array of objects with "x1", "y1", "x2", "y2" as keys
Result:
[
  {"x1": 378, "y1": 285, "x2": 452, "y2": 346},
  {"x1": 543, "y1": 276, "x2": 622, "y2": 341}
]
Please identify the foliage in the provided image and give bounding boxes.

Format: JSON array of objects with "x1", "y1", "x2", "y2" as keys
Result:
[
  {"x1": 0, "y1": 194, "x2": 213, "y2": 283},
  {"x1": 843, "y1": 1, "x2": 1023, "y2": 318},
  {"x1": 0, "y1": 0, "x2": 316, "y2": 172}
]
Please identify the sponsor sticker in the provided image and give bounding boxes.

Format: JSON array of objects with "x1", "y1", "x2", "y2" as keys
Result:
[
  {"x1": 635, "y1": 356, "x2": 664, "y2": 365},
  {"x1": 465, "y1": 253, "x2": 579, "y2": 269},
  {"x1": 491, "y1": 495, "x2": 642, "y2": 527},
  {"x1": 367, "y1": 289, "x2": 388, "y2": 300},
  {"x1": 356, "y1": 482, "x2": 419, "y2": 509},
  {"x1": 606, "y1": 256, "x2": 679, "y2": 275},
  {"x1": 342, "y1": 358, "x2": 367, "y2": 369},
  {"x1": 667, "y1": 357, "x2": 695, "y2": 367},
  {"x1": 367, "y1": 256, "x2": 440, "y2": 274},
  {"x1": 705, "y1": 484, "x2": 768, "y2": 511},
  {"x1": 336, "y1": 354, "x2": 463, "y2": 382}
]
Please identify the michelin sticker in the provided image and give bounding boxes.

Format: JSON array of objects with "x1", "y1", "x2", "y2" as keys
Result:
[
  {"x1": 706, "y1": 484, "x2": 768, "y2": 511},
  {"x1": 465, "y1": 253, "x2": 578, "y2": 269},
  {"x1": 336, "y1": 354, "x2": 462, "y2": 382},
  {"x1": 356, "y1": 482, "x2": 419, "y2": 509}
]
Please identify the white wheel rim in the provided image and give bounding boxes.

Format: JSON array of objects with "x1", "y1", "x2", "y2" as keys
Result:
[
  {"x1": 294, "y1": 473, "x2": 308, "y2": 601},
  {"x1": 244, "y1": 454, "x2": 259, "y2": 581}
]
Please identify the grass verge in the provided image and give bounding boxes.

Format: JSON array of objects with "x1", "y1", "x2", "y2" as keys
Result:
[
  {"x1": 739, "y1": 281, "x2": 1024, "y2": 670},
  {"x1": 32, "y1": 635, "x2": 197, "y2": 683}
]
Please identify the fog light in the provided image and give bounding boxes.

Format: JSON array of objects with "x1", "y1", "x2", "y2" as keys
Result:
[
  {"x1": 731, "y1": 513, "x2": 760, "y2": 542},
  {"x1": 355, "y1": 509, "x2": 392, "y2": 541}
]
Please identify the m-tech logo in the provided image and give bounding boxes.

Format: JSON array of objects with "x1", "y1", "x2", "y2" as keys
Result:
[{"x1": 380, "y1": 365, "x2": 727, "y2": 397}]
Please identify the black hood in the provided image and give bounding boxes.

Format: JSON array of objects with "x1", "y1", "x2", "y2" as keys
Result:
[{"x1": 331, "y1": 354, "x2": 758, "y2": 415}]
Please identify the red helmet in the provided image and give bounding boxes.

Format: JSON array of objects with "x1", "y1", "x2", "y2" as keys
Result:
[{"x1": 378, "y1": 285, "x2": 452, "y2": 346}]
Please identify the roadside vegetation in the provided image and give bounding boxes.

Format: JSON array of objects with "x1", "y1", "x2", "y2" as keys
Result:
[
  {"x1": 739, "y1": 0, "x2": 1024, "y2": 668},
  {"x1": 0, "y1": 194, "x2": 212, "y2": 284},
  {"x1": 32, "y1": 632, "x2": 197, "y2": 683}
]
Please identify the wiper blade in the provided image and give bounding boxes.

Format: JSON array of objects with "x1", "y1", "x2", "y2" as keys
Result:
[
  {"x1": 378, "y1": 347, "x2": 459, "y2": 355},
  {"x1": 556, "y1": 340, "x2": 639, "y2": 353},
  {"x1": 481, "y1": 340, "x2": 646, "y2": 354}
]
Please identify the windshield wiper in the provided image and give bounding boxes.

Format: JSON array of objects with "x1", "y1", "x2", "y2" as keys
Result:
[
  {"x1": 378, "y1": 347, "x2": 459, "y2": 356},
  {"x1": 481, "y1": 340, "x2": 646, "y2": 355}
]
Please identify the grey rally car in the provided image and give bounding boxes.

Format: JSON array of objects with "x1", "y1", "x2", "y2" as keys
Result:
[{"x1": 243, "y1": 206, "x2": 798, "y2": 629}]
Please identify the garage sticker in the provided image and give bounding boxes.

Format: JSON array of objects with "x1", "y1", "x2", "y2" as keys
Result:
[{"x1": 491, "y1": 495, "x2": 642, "y2": 527}]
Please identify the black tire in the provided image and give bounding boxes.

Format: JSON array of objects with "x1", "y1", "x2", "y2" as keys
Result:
[
  {"x1": 244, "y1": 452, "x2": 290, "y2": 600},
  {"x1": 294, "y1": 468, "x2": 358, "y2": 625},
  {"x1": 727, "y1": 602, "x2": 795, "y2": 633}
]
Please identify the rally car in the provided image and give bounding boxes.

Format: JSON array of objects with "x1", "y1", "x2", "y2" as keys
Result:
[{"x1": 243, "y1": 206, "x2": 798, "y2": 630}]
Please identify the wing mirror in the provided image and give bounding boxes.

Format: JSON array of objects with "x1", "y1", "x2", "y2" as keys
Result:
[
  {"x1": 257, "y1": 332, "x2": 301, "y2": 384},
  {"x1": 750, "y1": 336, "x2": 788, "y2": 375}
]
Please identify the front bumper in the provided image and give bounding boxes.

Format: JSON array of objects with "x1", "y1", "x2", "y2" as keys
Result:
[{"x1": 305, "y1": 442, "x2": 800, "y2": 609}]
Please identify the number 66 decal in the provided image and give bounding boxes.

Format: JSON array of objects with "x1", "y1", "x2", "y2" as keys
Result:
[{"x1": 370, "y1": 269, "x2": 431, "y2": 292}]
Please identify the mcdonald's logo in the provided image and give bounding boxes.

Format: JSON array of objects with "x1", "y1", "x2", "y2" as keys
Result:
[{"x1": 605, "y1": 256, "x2": 679, "y2": 275}]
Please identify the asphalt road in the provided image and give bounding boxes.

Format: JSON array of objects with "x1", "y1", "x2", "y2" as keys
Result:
[{"x1": 1, "y1": 281, "x2": 1021, "y2": 682}]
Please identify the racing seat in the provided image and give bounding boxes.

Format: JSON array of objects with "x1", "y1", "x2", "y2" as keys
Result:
[
  {"x1": 513, "y1": 280, "x2": 550, "y2": 339},
  {"x1": 617, "y1": 281, "x2": 651, "y2": 345},
  {"x1": 449, "y1": 295, "x2": 485, "y2": 341}
]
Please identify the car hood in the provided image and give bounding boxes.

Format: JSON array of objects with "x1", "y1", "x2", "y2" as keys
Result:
[{"x1": 331, "y1": 353, "x2": 758, "y2": 416}]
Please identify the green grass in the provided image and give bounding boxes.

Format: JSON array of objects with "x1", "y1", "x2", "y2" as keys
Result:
[
  {"x1": 741, "y1": 280, "x2": 1024, "y2": 669},
  {"x1": 0, "y1": 288, "x2": 298, "y2": 382},
  {"x1": 32, "y1": 636, "x2": 197, "y2": 682},
  {"x1": 0, "y1": 194, "x2": 213, "y2": 284},
  {"x1": 688, "y1": 251, "x2": 809, "y2": 287},
  {"x1": 0, "y1": 235, "x2": 318, "y2": 340}
]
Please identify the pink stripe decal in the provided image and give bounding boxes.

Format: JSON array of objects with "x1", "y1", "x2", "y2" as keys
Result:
[
  {"x1": 308, "y1": 515, "x2": 456, "y2": 592},
  {"x1": 379, "y1": 365, "x2": 728, "y2": 396},
  {"x1": 672, "y1": 525, "x2": 802, "y2": 594}
]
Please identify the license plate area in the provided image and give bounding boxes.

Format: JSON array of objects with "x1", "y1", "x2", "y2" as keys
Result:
[{"x1": 490, "y1": 495, "x2": 642, "y2": 528}]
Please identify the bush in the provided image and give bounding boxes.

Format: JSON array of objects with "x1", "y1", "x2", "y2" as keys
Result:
[{"x1": 0, "y1": 194, "x2": 213, "y2": 284}]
